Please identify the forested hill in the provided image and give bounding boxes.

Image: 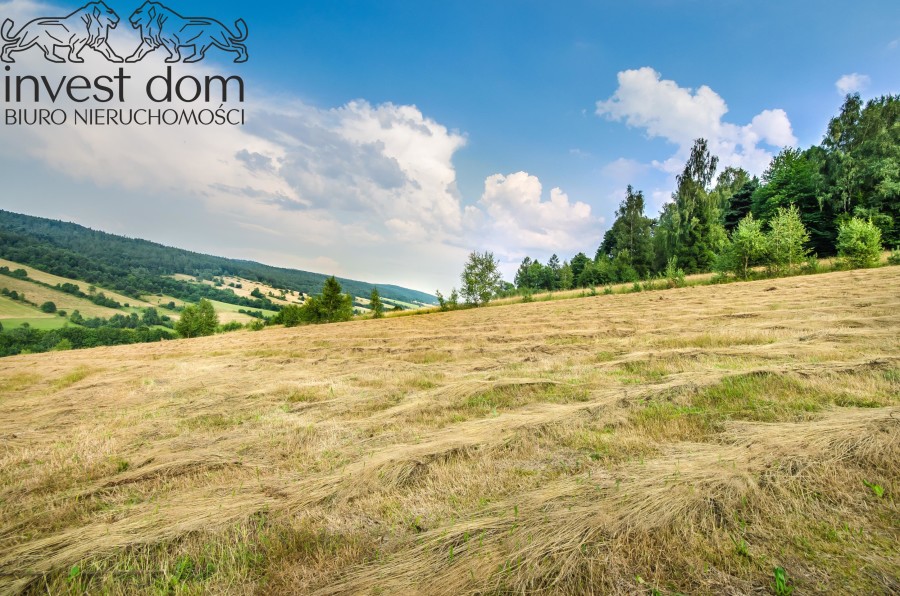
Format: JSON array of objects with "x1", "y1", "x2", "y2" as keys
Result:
[{"x1": 0, "y1": 210, "x2": 436, "y2": 306}]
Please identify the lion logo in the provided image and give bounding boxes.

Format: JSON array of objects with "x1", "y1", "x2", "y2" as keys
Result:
[
  {"x1": 1, "y1": 1, "x2": 123, "y2": 63},
  {"x1": 125, "y1": 2, "x2": 248, "y2": 64}
]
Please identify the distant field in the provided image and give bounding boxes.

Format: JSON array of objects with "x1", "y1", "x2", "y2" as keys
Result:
[
  {"x1": 0, "y1": 296, "x2": 47, "y2": 319},
  {"x1": 169, "y1": 274, "x2": 303, "y2": 307},
  {"x1": 0, "y1": 267, "x2": 898, "y2": 595},
  {"x1": 141, "y1": 294, "x2": 188, "y2": 309},
  {"x1": 207, "y1": 299, "x2": 278, "y2": 324},
  {"x1": 0, "y1": 276, "x2": 122, "y2": 319},
  {"x1": 216, "y1": 275, "x2": 306, "y2": 306},
  {"x1": 0, "y1": 316, "x2": 71, "y2": 330},
  {"x1": 0, "y1": 259, "x2": 155, "y2": 310}
]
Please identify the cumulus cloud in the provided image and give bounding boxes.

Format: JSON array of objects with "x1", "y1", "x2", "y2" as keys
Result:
[
  {"x1": 835, "y1": 73, "x2": 870, "y2": 95},
  {"x1": 596, "y1": 67, "x2": 796, "y2": 176},
  {"x1": 248, "y1": 100, "x2": 468, "y2": 243},
  {"x1": 473, "y1": 172, "x2": 603, "y2": 258}
]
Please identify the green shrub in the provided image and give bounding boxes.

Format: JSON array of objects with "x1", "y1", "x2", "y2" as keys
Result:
[
  {"x1": 52, "y1": 339, "x2": 73, "y2": 351},
  {"x1": 175, "y1": 299, "x2": 219, "y2": 338},
  {"x1": 888, "y1": 248, "x2": 900, "y2": 265},
  {"x1": 40, "y1": 301, "x2": 57, "y2": 313},
  {"x1": 664, "y1": 256, "x2": 686, "y2": 288},
  {"x1": 766, "y1": 205, "x2": 810, "y2": 275},
  {"x1": 837, "y1": 217, "x2": 882, "y2": 268},
  {"x1": 720, "y1": 214, "x2": 766, "y2": 279}
]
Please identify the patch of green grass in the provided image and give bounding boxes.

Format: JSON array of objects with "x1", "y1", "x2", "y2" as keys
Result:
[
  {"x1": 692, "y1": 373, "x2": 827, "y2": 422},
  {"x1": 631, "y1": 402, "x2": 719, "y2": 440},
  {"x1": 0, "y1": 295, "x2": 48, "y2": 318},
  {"x1": 181, "y1": 413, "x2": 249, "y2": 431},
  {"x1": 883, "y1": 368, "x2": 900, "y2": 385},
  {"x1": 460, "y1": 382, "x2": 588, "y2": 416},
  {"x1": 562, "y1": 426, "x2": 655, "y2": 464},
  {"x1": 654, "y1": 332, "x2": 776, "y2": 349},
  {"x1": 282, "y1": 385, "x2": 330, "y2": 404},
  {"x1": 616, "y1": 360, "x2": 671, "y2": 383},
  {"x1": 0, "y1": 372, "x2": 42, "y2": 394},
  {"x1": 206, "y1": 300, "x2": 278, "y2": 317},
  {"x1": 51, "y1": 366, "x2": 94, "y2": 390},
  {"x1": 593, "y1": 351, "x2": 619, "y2": 363},
  {"x1": 632, "y1": 370, "x2": 892, "y2": 436},
  {"x1": 40, "y1": 515, "x2": 374, "y2": 594},
  {"x1": 1, "y1": 316, "x2": 72, "y2": 330},
  {"x1": 403, "y1": 373, "x2": 444, "y2": 391}
]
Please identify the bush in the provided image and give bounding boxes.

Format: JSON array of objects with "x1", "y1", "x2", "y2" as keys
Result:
[
  {"x1": 889, "y1": 248, "x2": 900, "y2": 266},
  {"x1": 837, "y1": 218, "x2": 883, "y2": 268},
  {"x1": 720, "y1": 214, "x2": 766, "y2": 279},
  {"x1": 766, "y1": 205, "x2": 810, "y2": 274},
  {"x1": 51, "y1": 339, "x2": 73, "y2": 351},
  {"x1": 274, "y1": 304, "x2": 305, "y2": 327},
  {"x1": 249, "y1": 319, "x2": 266, "y2": 331},
  {"x1": 218, "y1": 321, "x2": 244, "y2": 333},
  {"x1": 664, "y1": 256, "x2": 686, "y2": 288},
  {"x1": 174, "y1": 299, "x2": 219, "y2": 338},
  {"x1": 40, "y1": 301, "x2": 57, "y2": 313}
]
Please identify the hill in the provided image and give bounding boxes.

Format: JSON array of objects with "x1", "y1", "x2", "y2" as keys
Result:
[
  {"x1": 0, "y1": 267, "x2": 897, "y2": 594},
  {"x1": 0, "y1": 210, "x2": 436, "y2": 307}
]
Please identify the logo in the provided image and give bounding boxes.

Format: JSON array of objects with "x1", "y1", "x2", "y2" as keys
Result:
[
  {"x1": 1, "y1": 2, "x2": 124, "y2": 63},
  {"x1": 1, "y1": 1, "x2": 248, "y2": 64},
  {"x1": 125, "y1": 2, "x2": 248, "y2": 64}
]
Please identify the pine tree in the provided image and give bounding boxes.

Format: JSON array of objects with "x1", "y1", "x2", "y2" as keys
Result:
[{"x1": 370, "y1": 287, "x2": 385, "y2": 319}]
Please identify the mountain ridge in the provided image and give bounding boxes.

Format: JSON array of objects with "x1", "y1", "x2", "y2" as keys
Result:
[{"x1": 0, "y1": 210, "x2": 437, "y2": 306}]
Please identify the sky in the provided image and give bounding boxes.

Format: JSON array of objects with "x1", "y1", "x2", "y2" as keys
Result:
[{"x1": 0, "y1": 0, "x2": 897, "y2": 294}]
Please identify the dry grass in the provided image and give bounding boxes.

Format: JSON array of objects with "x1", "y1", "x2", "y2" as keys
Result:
[
  {"x1": 0, "y1": 267, "x2": 898, "y2": 595},
  {"x1": 0, "y1": 258, "x2": 156, "y2": 313}
]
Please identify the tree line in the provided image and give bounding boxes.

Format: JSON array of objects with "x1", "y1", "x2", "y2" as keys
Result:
[{"x1": 511, "y1": 94, "x2": 898, "y2": 292}]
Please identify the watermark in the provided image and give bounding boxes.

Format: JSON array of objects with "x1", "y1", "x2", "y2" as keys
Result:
[{"x1": 0, "y1": 1, "x2": 249, "y2": 127}]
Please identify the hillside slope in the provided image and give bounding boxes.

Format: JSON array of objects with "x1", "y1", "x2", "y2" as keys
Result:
[
  {"x1": 0, "y1": 210, "x2": 436, "y2": 306},
  {"x1": 0, "y1": 268, "x2": 898, "y2": 594}
]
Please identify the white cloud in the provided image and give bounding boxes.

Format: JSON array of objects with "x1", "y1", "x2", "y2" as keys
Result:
[
  {"x1": 474, "y1": 172, "x2": 603, "y2": 258},
  {"x1": 250, "y1": 100, "x2": 468, "y2": 243},
  {"x1": 835, "y1": 73, "x2": 870, "y2": 95},
  {"x1": 889, "y1": 39, "x2": 899, "y2": 50},
  {"x1": 596, "y1": 67, "x2": 796, "y2": 176}
]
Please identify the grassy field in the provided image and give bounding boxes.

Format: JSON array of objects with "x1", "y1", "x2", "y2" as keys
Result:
[
  {"x1": 0, "y1": 316, "x2": 71, "y2": 330},
  {"x1": 0, "y1": 259, "x2": 155, "y2": 311},
  {"x1": 0, "y1": 267, "x2": 897, "y2": 595},
  {"x1": 0, "y1": 276, "x2": 123, "y2": 320},
  {"x1": 0, "y1": 296, "x2": 48, "y2": 319},
  {"x1": 207, "y1": 300, "x2": 279, "y2": 324},
  {"x1": 170, "y1": 274, "x2": 305, "y2": 307}
]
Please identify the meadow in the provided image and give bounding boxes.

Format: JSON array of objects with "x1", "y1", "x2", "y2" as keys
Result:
[{"x1": 0, "y1": 267, "x2": 897, "y2": 594}]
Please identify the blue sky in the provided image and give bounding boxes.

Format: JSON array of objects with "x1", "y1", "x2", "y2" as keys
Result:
[{"x1": 0, "y1": 0, "x2": 897, "y2": 293}]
